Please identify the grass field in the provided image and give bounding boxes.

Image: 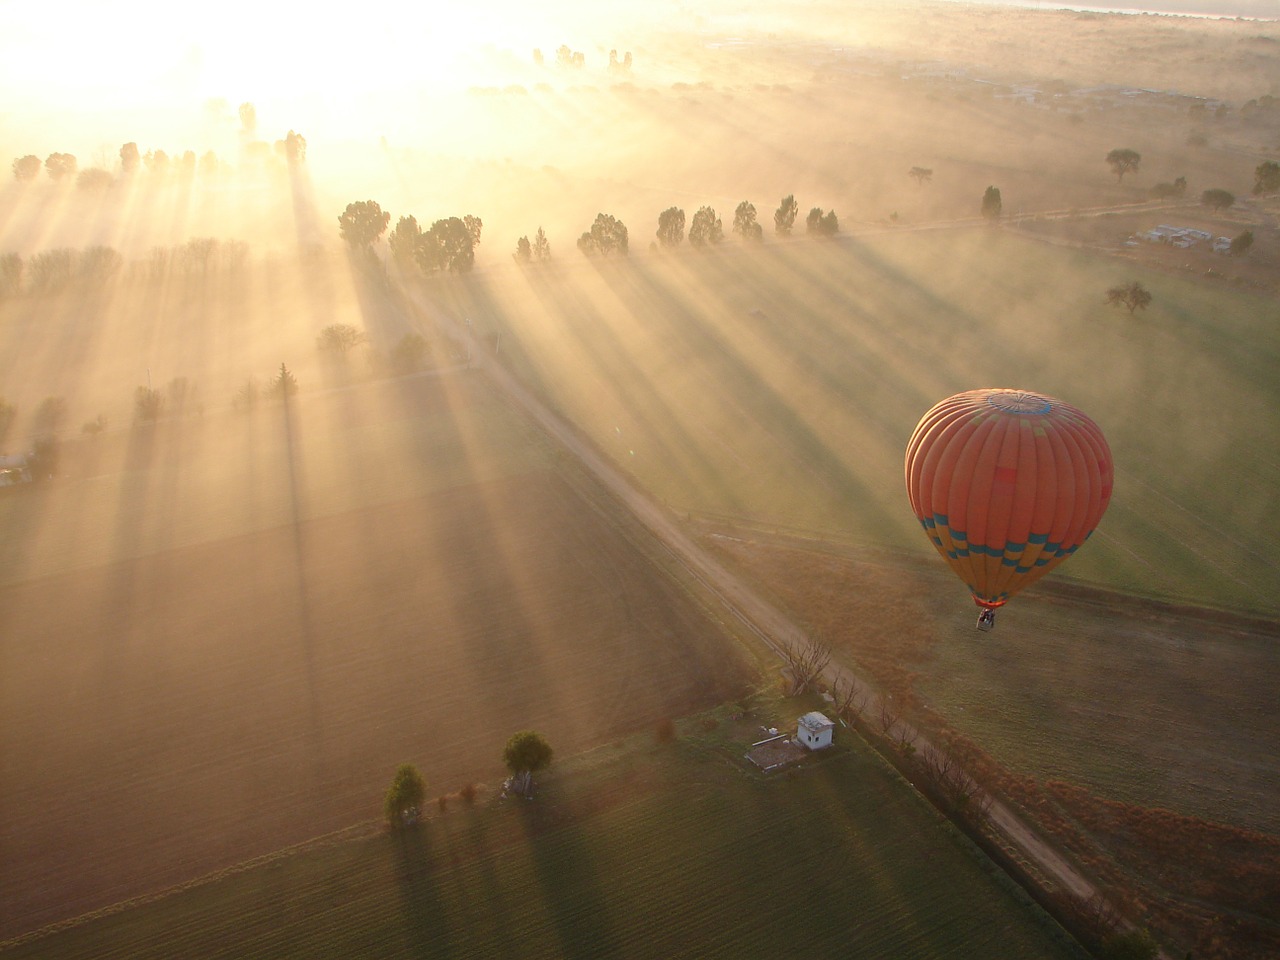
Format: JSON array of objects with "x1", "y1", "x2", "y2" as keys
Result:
[
  {"x1": 418, "y1": 227, "x2": 1280, "y2": 617},
  {"x1": 0, "y1": 372, "x2": 756, "y2": 940},
  {"x1": 706, "y1": 534, "x2": 1280, "y2": 836},
  {"x1": 0, "y1": 699, "x2": 1087, "y2": 960}
]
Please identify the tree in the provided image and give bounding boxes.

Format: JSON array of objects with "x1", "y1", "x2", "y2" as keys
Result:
[
  {"x1": 316, "y1": 324, "x2": 368, "y2": 354},
  {"x1": 12, "y1": 155, "x2": 41, "y2": 181},
  {"x1": 384, "y1": 763, "x2": 426, "y2": 828},
  {"x1": 1106, "y1": 280, "x2": 1152, "y2": 315},
  {"x1": 144, "y1": 149, "x2": 170, "y2": 176},
  {"x1": 909, "y1": 166, "x2": 933, "y2": 186},
  {"x1": 513, "y1": 236, "x2": 532, "y2": 264},
  {"x1": 417, "y1": 217, "x2": 480, "y2": 273},
  {"x1": 577, "y1": 213, "x2": 628, "y2": 257},
  {"x1": 391, "y1": 332, "x2": 429, "y2": 373},
  {"x1": 806, "y1": 207, "x2": 838, "y2": 236},
  {"x1": 688, "y1": 206, "x2": 724, "y2": 247},
  {"x1": 134, "y1": 386, "x2": 164, "y2": 422},
  {"x1": 774, "y1": 194, "x2": 799, "y2": 235},
  {"x1": 338, "y1": 200, "x2": 390, "y2": 249},
  {"x1": 981, "y1": 185, "x2": 1002, "y2": 220},
  {"x1": 1254, "y1": 160, "x2": 1280, "y2": 195},
  {"x1": 45, "y1": 153, "x2": 77, "y2": 181},
  {"x1": 503, "y1": 730, "x2": 553, "y2": 797},
  {"x1": 387, "y1": 215, "x2": 423, "y2": 268},
  {"x1": 1105, "y1": 148, "x2": 1141, "y2": 182},
  {"x1": 1201, "y1": 188, "x2": 1235, "y2": 211},
  {"x1": 463, "y1": 215, "x2": 483, "y2": 248},
  {"x1": 655, "y1": 206, "x2": 685, "y2": 248},
  {"x1": 120, "y1": 142, "x2": 140, "y2": 174},
  {"x1": 238, "y1": 102, "x2": 257, "y2": 138},
  {"x1": 76, "y1": 168, "x2": 113, "y2": 192},
  {"x1": 532, "y1": 227, "x2": 551, "y2": 261},
  {"x1": 1150, "y1": 176, "x2": 1186, "y2": 199},
  {"x1": 285, "y1": 130, "x2": 306, "y2": 165},
  {"x1": 270, "y1": 363, "x2": 299, "y2": 400},
  {"x1": 782, "y1": 635, "x2": 831, "y2": 695},
  {"x1": 732, "y1": 201, "x2": 762, "y2": 241},
  {"x1": 1230, "y1": 229, "x2": 1254, "y2": 257}
]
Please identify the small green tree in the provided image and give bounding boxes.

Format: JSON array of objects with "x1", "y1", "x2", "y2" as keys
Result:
[
  {"x1": 1105, "y1": 148, "x2": 1141, "y2": 182},
  {"x1": 981, "y1": 186, "x2": 1002, "y2": 220},
  {"x1": 270, "y1": 363, "x2": 299, "y2": 401},
  {"x1": 688, "y1": 206, "x2": 724, "y2": 247},
  {"x1": 120, "y1": 142, "x2": 140, "y2": 174},
  {"x1": 732, "y1": 201, "x2": 762, "y2": 241},
  {"x1": 909, "y1": 166, "x2": 933, "y2": 186},
  {"x1": 805, "y1": 208, "x2": 839, "y2": 237},
  {"x1": 577, "y1": 213, "x2": 628, "y2": 257},
  {"x1": 12, "y1": 155, "x2": 41, "y2": 181},
  {"x1": 384, "y1": 763, "x2": 426, "y2": 828},
  {"x1": 1201, "y1": 188, "x2": 1235, "y2": 211},
  {"x1": 532, "y1": 227, "x2": 551, "y2": 261},
  {"x1": 1105, "y1": 280, "x2": 1152, "y2": 315},
  {"x1": 773, "y1": 194, "x2": 799, "y2": 235},
  {"x1": 44, "y1": 153, "x2": 77, "y2": 181},
  {"x1": 1230, "y1": 229, "x2": 1254, "y2": 257},
  {"x1": 504, "y1": 730, "x2": 553, "y2": 797},
  {"x1": 387, "y1": 215, "x2": 422, "y2": 269},
  {"x1": 655, "y1": 206, "x2": 685, "y2": 248},
  {"x1": 338, "y1": 200, "x2": 391, "y2": 250},
  {"x1": 1254, "y1": 160, "x2": 1280, "y2": 195}
]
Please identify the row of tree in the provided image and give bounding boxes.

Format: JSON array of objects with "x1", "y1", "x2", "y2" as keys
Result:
[
  {"x1": 10, "y1": 130, "x2": 307, "y2": 186},
  {"x1": 384, "y1": 730, "x2": 553, "y2": 828},
  {"x1": 338, "y1": 201, "x2": 485, "y2": 276},
  {"x1": 0, "y1": 238, "x2": 254, "y2": 298}
]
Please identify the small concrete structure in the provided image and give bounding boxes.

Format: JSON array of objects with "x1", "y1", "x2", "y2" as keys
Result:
[{"x1": 796, "y1": 711, "x2": 834, "y2": 751}]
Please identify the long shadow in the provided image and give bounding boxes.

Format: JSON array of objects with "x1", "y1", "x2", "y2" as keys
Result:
[
  {"x1": 391, "y1": 826, "x2": 451, "y2": 957},
  {"x1": 277, "y1": 396, "x2": 326, "y2": 781},
  {"x1": 516, "y1": 792, "x2": 616, "y2": 959}
]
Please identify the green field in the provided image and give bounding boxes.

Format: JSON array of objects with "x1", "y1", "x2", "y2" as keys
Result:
[
  {"x1": 419, "y1": 228, "x2": 1280, "y2": 617},
  {"x1": 0, "y1": 701, "x2": 1086, "y2": 960}
]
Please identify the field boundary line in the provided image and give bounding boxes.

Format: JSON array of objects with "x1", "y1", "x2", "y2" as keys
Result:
[{"x1": 0, "y1": 820, "x2": 382, "y2": 951}]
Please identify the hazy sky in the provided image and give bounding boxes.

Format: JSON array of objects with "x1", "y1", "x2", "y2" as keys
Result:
[{"x1": 0, "y1": 0, "x2": 1273, "y2": 157}]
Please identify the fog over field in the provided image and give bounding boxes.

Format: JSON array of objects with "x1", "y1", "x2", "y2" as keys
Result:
[{"x1": 1, "y1": 2, "x2": 1278, "y2": 958}]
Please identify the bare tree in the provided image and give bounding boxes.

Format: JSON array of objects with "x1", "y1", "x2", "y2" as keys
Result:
[
  {"x1": 782, "y1": 634, "x2": 831, "y2": 694},
  {"x1": 830, "y1": 677, "x2": 868, "y2": 723},
  {"x1": 909, "y1": 166, "x2": 933, "y2": 186},
  {"x1": 919, "y1": 747, "x2": 991, "y2": 827}
]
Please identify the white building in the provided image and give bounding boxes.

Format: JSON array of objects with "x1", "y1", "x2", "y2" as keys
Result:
[{"x1": 797, "y1": 711, "x2": 834, "y2": 751}]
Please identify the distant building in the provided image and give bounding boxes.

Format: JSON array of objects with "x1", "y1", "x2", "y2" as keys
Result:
[{"x1": 797, "y1": 711, "x2": 834, "y2": 751}]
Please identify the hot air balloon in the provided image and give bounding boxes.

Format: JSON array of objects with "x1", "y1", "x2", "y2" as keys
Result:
[{"x1": 904, "y1": 389, "x2": 1113, "y2": 631}]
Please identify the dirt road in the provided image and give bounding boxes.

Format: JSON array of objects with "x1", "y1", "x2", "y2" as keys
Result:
[{"x1": 411, "y1": 290, "x2": 1101, "y2": 907}]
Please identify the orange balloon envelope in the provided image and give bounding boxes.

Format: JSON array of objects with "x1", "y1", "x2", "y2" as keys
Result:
[{"x1": 905, "y1": 389, "x2": 1113, "y2": 620}]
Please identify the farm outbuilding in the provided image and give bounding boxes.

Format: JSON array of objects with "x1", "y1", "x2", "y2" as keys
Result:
[{"x1": 797, "y1": 711, "x2": 834, "y2": 751}]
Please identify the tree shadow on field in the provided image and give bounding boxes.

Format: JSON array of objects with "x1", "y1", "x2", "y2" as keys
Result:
[
  {"x1": 517, "y1": 796, "x2": 615, "y2": 959},
  {"x1": 392, "y1": 826, "x2": 452, "y2": 957}
]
